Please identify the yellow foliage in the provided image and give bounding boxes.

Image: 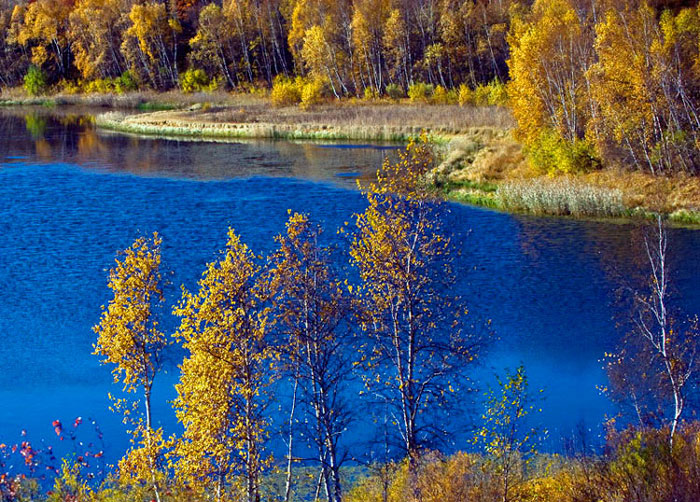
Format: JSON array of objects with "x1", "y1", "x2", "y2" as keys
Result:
[
  {"x1": 93, "y1": 233, "x2": 166, "y2": 395},
  {"x1": 507, "y1": 0, "x2": 591, "y2": 145},
  {"x1": 458, "y1": 83, "x2": 474, "y2": 107},
  {"x1": 270, "y1": 75, "x2": 302, "y2": 106},
  {"x1": 93, "y1": 233, "x2": 167, "y2": 501},
  {"x1": 173, "y1": 228, "x2": 274, "y2": 500},
  {"x1": 300, "y1": 77, "x2": 326, "y2": 108}
]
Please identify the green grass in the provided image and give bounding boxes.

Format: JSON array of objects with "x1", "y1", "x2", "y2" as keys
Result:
[
  {"x1": 137, "y1": 101, "x2": 178, "y2": 111},
  {"x1": 442, "y1": 179, "x2": 498, "y2": 193},
  {"x1": 448, "y1": 190, "x2": 501, "y2": 208},
  {"x1": 669, "y1": 208, "x2": 700, "y2": 225}
]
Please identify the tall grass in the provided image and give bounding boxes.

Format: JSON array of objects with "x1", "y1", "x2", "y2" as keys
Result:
[{"x1": 498, "y1": 178, "x2": 625, "y2": 218}]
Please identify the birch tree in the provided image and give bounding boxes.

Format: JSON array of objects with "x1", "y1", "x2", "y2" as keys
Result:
[
  {"x1": 605, "y1": 216, "x2": 699, "y2": 445},
  {"x1": 268, "y1": 212, "x2": 354, "y2": 502},
  {"x1": 350, "y1": 137, "x2": 485, "y2": 464},
  {"x1": 93, "y1": 232, "x2": 168, "y2": 502},
  {"x1": 173, "y1": 229, "x2": 274, "y2": 502}
]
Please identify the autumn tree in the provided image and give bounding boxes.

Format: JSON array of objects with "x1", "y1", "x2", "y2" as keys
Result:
[
  {"x1": 173, "y1": 228, "x2": 274, "y2": 502},
  {"x1": 588, "y1": 2, "x2": 700, "y2": 174},
  {"x1": 190, "y1": 0, "x2": 290, "y2": 89},
  {"x1": 288, "y1": 0, "x2": 352, "y2": 96},
  {"x1": 507, "y1": 0, "x2": 598, "y2": 173},
  {"x1": 16, "y1": 0, "x2": 73, "y2": 78},
  {"x1": 93, "y1": 232, "x2": 168, "y2": 502},
  {"x1": 350, "y1": 136, "x2": 485, "y2": 463},
  {"x1": 0, "y1": 0, "x2": 29, "y2": 88},
  {"x1": 68, "y1": 0, "x2": 129, "y2": 81},
  {"x1": 351, "y1": 0, "x2": 391, "y2": 95},
  {"x1": 439, "y1": 0, "x2": 516, "y2": 88},
  {"x1": 121, "y1": 1, "x2": 181, "y2": 89},
  {"x1": 189, "y1": 3, "x2": 238, "y2": 88},
  {"x1": 382, "y1": 8, "x2": 410, "y2": 91},
  {"x1": 605, "y1": 217, "x2": 699, "y2": 445},
  {"x1": 268, "y1": 212, "x2": 354, "y2": 502}
]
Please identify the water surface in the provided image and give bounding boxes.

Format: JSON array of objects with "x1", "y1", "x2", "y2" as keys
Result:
[{"x1": 0, "y1": 109, "x2": 698, "y2": 463}]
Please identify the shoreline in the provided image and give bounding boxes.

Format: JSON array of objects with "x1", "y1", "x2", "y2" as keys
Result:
[
  {"x1": 95, "y1": 108, "x2": 700, "y2": 227},
  {"x1": 2, "y1": 92, "x2": 698, "y2": 226}
]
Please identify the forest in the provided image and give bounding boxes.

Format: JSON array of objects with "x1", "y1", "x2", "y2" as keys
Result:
[
  {"x1": 0, "y1": 0, "x2": 699, "y2": 177},
  {"x1": 0, "y1": 138, "x2": 697, "y2": 502}
]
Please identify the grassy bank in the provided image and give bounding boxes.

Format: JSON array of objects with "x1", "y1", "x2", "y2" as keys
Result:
[{"x1": 432, "y1": 134, "x2": 700, "y2": 225}]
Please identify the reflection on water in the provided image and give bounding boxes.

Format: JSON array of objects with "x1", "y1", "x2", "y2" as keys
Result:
[
  {"x1": 0, "y1": 108, "x2": 394, "y2": 183},
  {"x1": 0, "y1": 108, "x2": 698, "y2": 461}
]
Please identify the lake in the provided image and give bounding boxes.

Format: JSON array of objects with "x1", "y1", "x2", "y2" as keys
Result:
[{"x1": 0, "y1": 108, "x2": 698, "y2": 466}]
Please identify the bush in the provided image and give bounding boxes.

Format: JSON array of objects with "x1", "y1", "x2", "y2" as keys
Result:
[
  {"x1": 431, "y1": 85, "x2": 451, "y2": 104},
  {"x1": 84, "y1": 78, "x2": 115, "y2": 94},
  {"x1": 487, "y1": 80, "x2": 508, "y2": 106},
  {"x1": 300, "y1": 78, "x2": 326, "y2": 109},
  {"x1": 58, "y1": 79, "x2": 81, "y2": 94},
  {"x1": 180, "y1": 68, "x2": 210, "y2": 94},
  {"x1": 528, "y1": 129, "x2": 600, "y2": 175},
  {"x1": 24, "y1": 66, "x2": 47, "y2": 96},
  {"x1": 473, "y1": 83, "x2": 491, "y2": 106},
  {"x1": 385, "y1": 83, "x2": 404, "y2": 100},
  {"x1": 408, "y1": 82, "x2": 434, "y2": 103},
  {"x1": 271, "y1": 75, "x2": 302, "y2": 106},
  {"x1": 458, "y1": 83, "x2": 474, "y2": 107},
  {"x1": 363, "y1": 86, "x2": 379, "y2": 100},
  {"x1": 116, "y1": 71, "x2": 138, "y2": 93}
]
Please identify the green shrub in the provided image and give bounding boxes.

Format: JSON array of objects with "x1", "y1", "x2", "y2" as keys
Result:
[
  {"x1": 271, "y1": 75, "x2": 302, "y2": 106},
  {"x1": 458, "y1": 83, "x2": 474, "y2": 106},
  {"x1": 180, "y1": 68, "x2": 210, "y2": 93},
  {"x1": 24, "y1": 65, "x2": 47, "y2": 96},
  {"x1": 528, "y1": 129, "x2": 599, "y2": 175},
  {"x1": 408, "y1": 82, "x2": 434, "y2": 103},
  {"x1": 385, "y1": 83, "x2": 403, "y2": 100},
  {"x1": 116, "y1": 71, "x2": 138, "y2": 93},
  {"x1": 300, "y1": 78, "x2": 326, "y2": 109}
]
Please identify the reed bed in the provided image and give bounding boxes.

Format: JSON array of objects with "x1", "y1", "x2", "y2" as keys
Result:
[{"x1": 498, "y1": 177, "x2": 626, "y2": 218}]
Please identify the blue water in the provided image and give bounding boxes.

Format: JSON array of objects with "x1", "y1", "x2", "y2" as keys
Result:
[{"x1": 0, "y1": 110, "x2": 698, "y2": 467}]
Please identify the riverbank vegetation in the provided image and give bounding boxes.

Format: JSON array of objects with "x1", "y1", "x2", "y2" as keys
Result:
[{"x1": 1, "y1": 138, "x2": 699, "y2": 502}]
